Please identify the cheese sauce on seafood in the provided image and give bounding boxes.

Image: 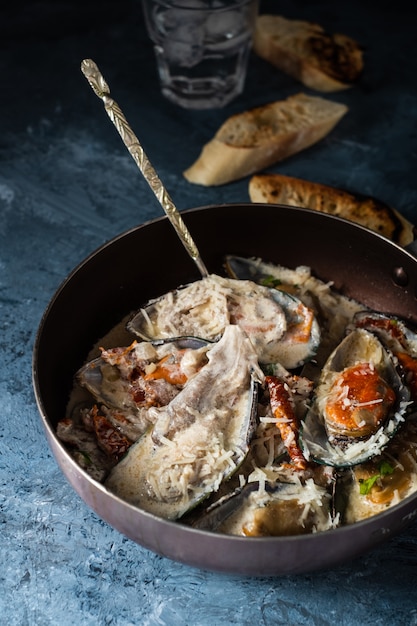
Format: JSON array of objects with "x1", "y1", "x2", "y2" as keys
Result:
[{"x1": 58, "y1": 258, "x2": 417, "y2": 536}]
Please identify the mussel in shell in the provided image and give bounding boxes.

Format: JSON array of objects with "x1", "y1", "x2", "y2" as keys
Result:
[
  {"x1": 225, "y1": 258, "x2": 321, "y2": 368},
  {"x1": 127, "y1": 273, "x2": 320, "y2": 367},
  {"x1": 225, "y1": 254, "x2": 364, "y2": 373},
  {"x1": 75, "y1": 337, "x2": 211, "y2": 441},
  {"x1": 353, "y1": 310, "x2": 417, "y2": 405},
  {"x1": 300, "y1": 328, "x2": 411, "y2": 468},
  {"x1": 77, "y1": 337, "x2": 210, "y2": 413},
  {"x1": 341, "y1": 417, "x2": 417, "y2": 523},
  {"x1": 192, "y1": 465, "x2": 337, "y2": 536},
  {"x1": 353, "y1": 311, "x2": 417, "y2": 355},
  {"x1": 57, "y1": 337, "x2": 214, "y2": 479},
  {"x1": 224, "y1": 254, "x2": 311, "y2": 289},
  {"x1": 104, "y1": 326, "x2": 263, "y2": 520}
]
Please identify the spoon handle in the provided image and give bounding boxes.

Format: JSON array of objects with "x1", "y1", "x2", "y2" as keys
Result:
[{"x1": 81, "y1": 58, "x2": 209, "y2": 278}]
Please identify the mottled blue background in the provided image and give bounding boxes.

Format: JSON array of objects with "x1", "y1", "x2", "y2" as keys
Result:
[{"x1": 1, "y1": 0, "x2": 417, "y2": 624}]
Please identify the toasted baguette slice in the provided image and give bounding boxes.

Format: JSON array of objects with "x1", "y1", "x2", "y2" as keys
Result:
[
  {"x1": 183, "y1": 93, "x2": 348, "y2": 186},
  {"x1": 249, "y1": 173, "x2": 415, "y2": 246},
  {"x1": 253, "y1": 15, "x2": 364, "y2": 92}
]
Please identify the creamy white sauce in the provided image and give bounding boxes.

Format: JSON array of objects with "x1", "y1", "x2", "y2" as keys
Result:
[{"x1": 61, "y1": 261, "x2": 417, "y2": 534}]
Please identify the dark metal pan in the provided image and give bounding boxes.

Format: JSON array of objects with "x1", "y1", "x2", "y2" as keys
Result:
[{"x1": 32, "y1": 203, "x2": 417, "y2": 576}]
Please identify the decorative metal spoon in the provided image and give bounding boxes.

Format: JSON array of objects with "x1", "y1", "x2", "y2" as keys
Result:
[{"x1": 81, "y1": 58, "x2": 209, "y2": 278}]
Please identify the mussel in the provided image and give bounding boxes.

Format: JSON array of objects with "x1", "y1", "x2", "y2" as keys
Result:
[
  {"x1": 338, "y1": 416, "x2": 417, "y2": 524},
  {"x1": 192, "y1": 465, "x2": 338, "y2": 536},
  {"x1": 353, "y1": 310, "x2": 417, "y2": 406},
  {"x1": 127, "y1": 273, "x2": 320, "y2": 367},
  {"x1": 75, "y1": 337, "x2": 211, "y2": 439},
  {"x1": 57, "y1": 337, "x2": 213, "y2": 479},
  {"x1": 77, "y1": 337, "x2": 210, "y2": 411},
  {"x1": 104, "y1": 325, "x2": 263, "y2": 520},
  {"x1": 300, "y1": 328, "x2": 411, "y2": 468},
  {"x1": 224, "y1": 255, "x2": 312, "y2": 291},
  {"x1": 353, "y1": 311, "x2": 417, "y2": 355},
  {"x1": 225, "y1": 254, "x2": 364, "y2": 372}
]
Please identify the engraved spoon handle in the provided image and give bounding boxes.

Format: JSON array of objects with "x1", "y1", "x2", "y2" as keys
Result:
[{"x1": 81, "y1": 58, "x2": 209, "y2": 278}]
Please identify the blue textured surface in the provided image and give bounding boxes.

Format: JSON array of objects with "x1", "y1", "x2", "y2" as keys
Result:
[{"x1": 2, "y1": 1, "x2": 417, "y2": 624}]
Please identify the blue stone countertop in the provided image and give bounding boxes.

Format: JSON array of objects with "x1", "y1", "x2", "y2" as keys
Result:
[{"x1": 2, "y1": 1, "x2": 417, "y2": 624}]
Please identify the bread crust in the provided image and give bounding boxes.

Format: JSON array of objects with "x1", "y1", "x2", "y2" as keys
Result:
[
  {"x1": 253, "y1": 15, "x2": 364, "y2": 92},
  {"x1": 183, "y1": 94, "x2": 348, "y2": 186},
  {"x1": 249, "y1": 173, "x2": 414, "y2": 246}
]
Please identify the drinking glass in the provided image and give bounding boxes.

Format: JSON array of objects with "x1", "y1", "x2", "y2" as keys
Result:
[{"x1": 142, "y1": 0, "x2": 259, "y2": 109}]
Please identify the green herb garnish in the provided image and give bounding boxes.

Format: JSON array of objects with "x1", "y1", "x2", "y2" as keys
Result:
[
  {"x1": 260, "y1": 275, "x2": 282, "y2": 289},
  {"x1": 379, "y1": 460, "x2": 395, "y2": 475},
  {"x1": 358, "y1": 460, "x2": 395, "y2": 495},
  {"x1": 78, "y1": 450, "x2": 92, "y2": 465}
]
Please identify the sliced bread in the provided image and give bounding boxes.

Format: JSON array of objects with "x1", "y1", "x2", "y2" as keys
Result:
[
  {"x1": 249, "y1": 173, "x2": 414, "y2": 245},
  {"x1": 183, "y1": 93, "x2": 348, "y2": 186},
  {"x1": 253, "y1": 15, "x2": 364, "y2": 92}
]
